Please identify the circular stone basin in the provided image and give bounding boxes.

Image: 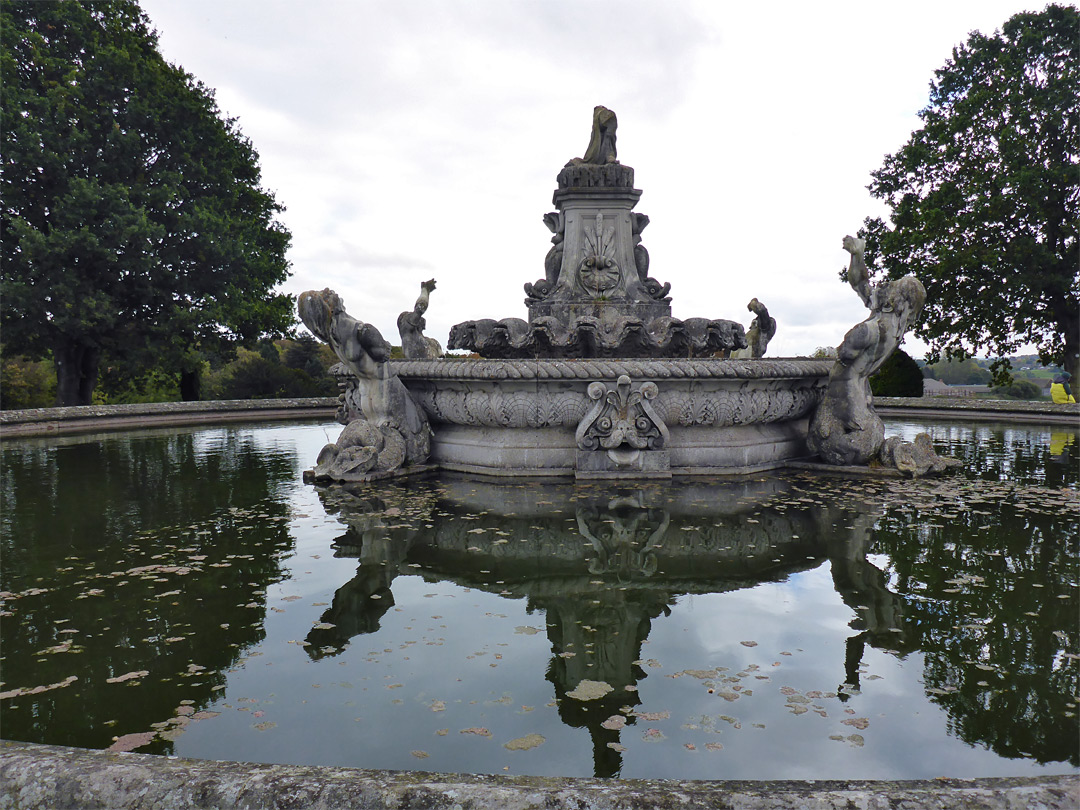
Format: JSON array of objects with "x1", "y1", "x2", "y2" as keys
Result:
[{"x1": 394, "y1": 357, "x2": 832, "y2": 476}]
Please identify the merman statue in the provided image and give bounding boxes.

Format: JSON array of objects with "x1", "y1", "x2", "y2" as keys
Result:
[{"x1": 298, "y1": 288, "x2": 431, "y2": 481}]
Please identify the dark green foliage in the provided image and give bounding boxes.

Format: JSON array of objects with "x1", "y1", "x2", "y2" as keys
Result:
[
  {"x1": 869, "y1": 349, "x2": 924, "y2": 397},
  {"x1": 282, "y1": 334, "x2": 337, "y2": 381},
  {"x1": 1, "y1": 1, "x2": 293, "y2": 406},
  {"x1": 95, "y1": 364, "x2": 180, "y2": 404},
  {"x1": 860, "y1": 5, "x2": 1079, "y2": 386},
  {"x1": 203, "y1": 344, "x2": 337, "y2": 400},
  {"x1": 992, "y1": 379, "x2": 1043, "y2": 400}
]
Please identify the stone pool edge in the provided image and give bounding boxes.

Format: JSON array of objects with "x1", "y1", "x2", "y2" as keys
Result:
[
  {"x1": 2, "y1": 395, "x2": 1076, "y2": 440},
  {"x1": 1, "y1": 741, "x2": 1076, "y2": 810},
  {"x1": 0, "y1": 398, "x2": 339, "y2": 438}
]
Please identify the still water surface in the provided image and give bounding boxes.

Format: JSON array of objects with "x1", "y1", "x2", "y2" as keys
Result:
[{"x1": 1, "y1": 419, "x2": 1076, "y2": 779}]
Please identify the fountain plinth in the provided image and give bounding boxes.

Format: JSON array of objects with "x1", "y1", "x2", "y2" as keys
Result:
[
  {"x1": 450, "y1": 107, "x2": 744, "y2": 360},
  {"x1": 526, "y1": 163, "x2": 668, "y2": 327}
]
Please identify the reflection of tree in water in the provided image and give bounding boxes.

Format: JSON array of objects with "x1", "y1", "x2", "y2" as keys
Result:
[
  {"x1": 0, "y1": 429, "x2": 297, "y2": 753},
  {"x1": 807, "y1": 472, "x2": 1078, "y2": 766},
  {"x1": 869, "y1": 488, "x2": 1078, "y2": 766}
]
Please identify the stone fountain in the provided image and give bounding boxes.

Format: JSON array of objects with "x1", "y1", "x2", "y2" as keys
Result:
[{"x1": 300, "y1": 107, "x2": 954, "y2": 482}]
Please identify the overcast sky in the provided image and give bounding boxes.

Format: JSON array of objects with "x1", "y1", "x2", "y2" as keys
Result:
[{"x1": 139, "y1": 0, "x2": 1044, "y2": 358}]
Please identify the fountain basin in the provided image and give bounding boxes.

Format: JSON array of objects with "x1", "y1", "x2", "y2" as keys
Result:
[{"x1": 393, "y1": 357, "x2": 832, "y2": 477}]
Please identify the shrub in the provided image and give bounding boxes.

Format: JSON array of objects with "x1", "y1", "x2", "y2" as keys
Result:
[{"x1": 870, "y1": 349, "x2": 924, "y2": 397}]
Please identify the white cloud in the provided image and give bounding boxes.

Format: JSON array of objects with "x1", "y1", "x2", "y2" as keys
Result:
[{"x1": 141, "y1": 0, "x2": 1041, "y2": 355}]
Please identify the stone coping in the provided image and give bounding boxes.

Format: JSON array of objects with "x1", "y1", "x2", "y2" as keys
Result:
[
  {"x1": 2, "y1": 395, "x2": 1075, "y2": 440},
  {"x1": 1, "y1": 741, "x2": 1075, "y2": 810},
  {"x1": 0, "y1": 398, "x2": 339, "y2": 438},
  {"x1": 875, "y1": 396, "x2": 1079, "y2": 425}
]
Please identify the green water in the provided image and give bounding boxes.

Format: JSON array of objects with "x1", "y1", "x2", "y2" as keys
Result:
[{"x1": 1, "y1": 419, "x2": 1076, "y2": 779}]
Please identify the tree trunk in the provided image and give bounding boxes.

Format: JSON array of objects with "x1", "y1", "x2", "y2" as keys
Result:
[
  {"x1": 54, "y1": 341, "x2": 101, "y2": 406},
  {"x1": 1064, "y1": 332, "x2": 1079, "y2": 392},
  {"x1": 180, "y1": 367, "x2": 201, "y2": 401}
]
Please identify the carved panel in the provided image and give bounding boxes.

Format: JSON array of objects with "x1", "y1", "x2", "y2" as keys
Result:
[{"x1": 575, "y1": 376, "x2": 669, "y2": 451}]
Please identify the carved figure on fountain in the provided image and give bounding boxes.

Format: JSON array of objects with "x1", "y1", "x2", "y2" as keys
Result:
[
  {"x1": 731, "y1": 298, "x2": 777, "y2": 359},
  {"x1": 298, "y1": 288, "x2": 431, "y2": 481},
  {"x1": 807, "y1": 238, "x2": 959, "y2": 475},
  {"x1": 397, "y1": 279, "x2": 442, "y2": 360}
]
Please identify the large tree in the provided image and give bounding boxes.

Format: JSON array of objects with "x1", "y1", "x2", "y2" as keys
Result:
[
  {"x1": 1, "y1": 0, "x2": 293, "y2": 405},
  {"x1": 861, "y1": 4, "x2": 1078, "y2": 385}
]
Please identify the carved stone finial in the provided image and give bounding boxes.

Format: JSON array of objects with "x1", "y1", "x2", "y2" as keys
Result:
[
  {"x1": 581, "y1": 105, "x2": 618, "y2": 165},
  {"x1": 398, "y1": 279, "x2": 443, "y2": 360},
  {"x1": 732, "y1": 298, "x2": 777, "y2": 359}
]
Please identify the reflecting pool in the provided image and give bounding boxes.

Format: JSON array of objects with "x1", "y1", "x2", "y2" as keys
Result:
[{"x1": 1, "y1": 419, "x2": 1077, "y2": 780}]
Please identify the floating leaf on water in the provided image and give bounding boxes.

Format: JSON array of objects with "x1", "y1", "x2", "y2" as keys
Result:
[
  {"x1": 642, "y1": 728, "x2": 666, "y2": 742},
  {"x1": 606, "y1": 742, "x2": 628, "y2": 752},
  {"x1": 514, "y1": 626, "x2": 541, "y2": 635},
  {"x1": 705, "y1": 742, "x2": 724, "y2": 751},
  {"x1": 601, "y1": 715, "x2": 627, "y2": 731},
  {"x1": 436, "y1": 729, "x2": 449, "y2": 736},
  {"x1": 684, "y1": 743, "x2": 696, "y2": 751},
  {"x1": 632, "y1": 710, "x2": 670, "y2": 722},
  {"x1": 107, "y1": 671, "x2": 149, "y2": 684},
  {"x1": 566, "y1": 680, "x2": 613, "y2": 701},
  {"x1": 740, "y1": 641, "x2": 758, "y2": 647},
  {"x1": 192, "y1": 711, "x2": 220, "y2": 720},
  {"x1": 841, "y1": 717, "x2": 870, "y2": 730},
  {"x1": 459, "y1": 727, "x2": 492, "y2": 737},
  {"x1": 252, "y1": 721, "x2": 277, "y2": 732},
  {"x1": 108, "y1": 731, "x2": 156, "y2": 752},
  {"x1": 503, "y1": 734, "x2": 545, "y2": 751},
  {"x1": 411, "y1": 750, "x2": 429, "y2": 759}
]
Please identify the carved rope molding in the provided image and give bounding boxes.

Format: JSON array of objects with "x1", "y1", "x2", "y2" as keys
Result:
[{"x1": 393, "y1": 358, "x2": 833, "y2": 381}]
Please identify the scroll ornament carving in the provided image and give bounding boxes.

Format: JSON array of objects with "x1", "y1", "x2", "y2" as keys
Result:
[{"x1": 576, "y1": 375, "x2": 669, "y2": 451}]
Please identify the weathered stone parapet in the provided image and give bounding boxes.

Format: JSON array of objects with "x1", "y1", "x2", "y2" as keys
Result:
[
  {"x1": 874, "y1": 396, "x2": 1080, "y2": 424},
  {"x1": 1, "y1": 740, "x2": 1076, "y2": 810},
  {"x1": 0, "y1": 398, "x2": 338, "y2": 438}
]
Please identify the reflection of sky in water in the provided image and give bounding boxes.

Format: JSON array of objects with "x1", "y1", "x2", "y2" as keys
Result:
[{"x1": 1, "y1": 418, "x2": 1076, "y2": 780}]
